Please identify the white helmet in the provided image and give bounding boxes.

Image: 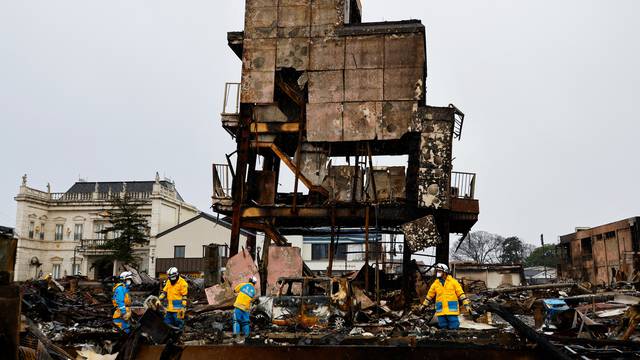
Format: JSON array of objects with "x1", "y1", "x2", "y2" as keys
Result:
[
  {"x1": 434, "y1": 263, "x2": 450, "y2": 273},
  {"x1": 120, "y1": 271, "x2": 133, "y2": 281},
  {"x1": 167, "y1": 267, "x2": 179, "y2": 280},
  {"x1": 249, "y1": 276, "x2": 257, "y2": 284}
]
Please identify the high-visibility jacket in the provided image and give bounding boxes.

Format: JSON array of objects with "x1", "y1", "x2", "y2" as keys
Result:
[
  {"x1": 160, "y1": 277, "x2": 188, "y2": 312},
  {"x1": 234, "y1": 282, "x2": 256, "y2": 312},
  {"x1": 424, "y1": 275, "x2": 469, "y2": 316},
  {"x1": 112, "y1": 283, "x2": 131, "y2": 319}
]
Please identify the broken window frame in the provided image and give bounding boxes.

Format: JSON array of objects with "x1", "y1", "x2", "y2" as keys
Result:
[{"x1": 580, "y1": 237, "x2": 593, "y2": 257}]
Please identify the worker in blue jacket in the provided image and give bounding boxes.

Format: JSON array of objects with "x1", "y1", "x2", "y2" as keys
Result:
[{"x1": 112, "y1": 271, "x2": 133, "y2": 333}]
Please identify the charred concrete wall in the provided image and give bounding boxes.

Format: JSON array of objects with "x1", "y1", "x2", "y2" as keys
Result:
[{"x1": 557, "y1": 217, "x2": 640, "y2": 284}]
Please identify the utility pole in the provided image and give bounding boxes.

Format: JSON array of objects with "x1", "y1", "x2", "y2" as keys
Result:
[{"x1": 540, "y1": 234, "x2": 547, "y2": 280}]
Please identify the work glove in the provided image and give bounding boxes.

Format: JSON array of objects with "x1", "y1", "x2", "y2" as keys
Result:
[
  {"x1": 123, "y1": 308, "x2": 132, "y2": 321},
  {"x1": 177, "y1": 309, "x2": 186, "y2": 320},
  {"x1": 464, "y1": 303, "x2": 479, "y2": 321}
]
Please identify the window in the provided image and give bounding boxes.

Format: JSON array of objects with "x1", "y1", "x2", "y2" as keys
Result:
[
  {"x1": 174, "y1": 246, "x2": 186, "y2": 258},
  {"x1": 55, "y1": 224, "x2": 64, "y2": 241},
  {"x1": 605, "y1": 231, "x2": 616, "y2": 239},
  {"x1": 72, "y1": 263, "x2": 80, "y2": 275},
  {"x1": 52, "y1": 264, "x2": 61, "y2": 279},
  {"x1": 28, "y1": 221, "x2": 35, "y2": 239},
  {"x1": 581, "y1": 237, "x2": 592, "y2": 255},
  {"x1": 95, "y1": 223, "x2": 104, "y2": 240},
  {"x1": 39, "y1": 223, "x2": 45, "y2": 240},
  {"x1": 312, "y1": 244, "x2": 329, "y2": 260},
  {"x1": 335, "y1": 244, "x2": 348, "y2": 260},
  {"x1": 74, "y1": 224, "x2": 83, "y2": 241}
]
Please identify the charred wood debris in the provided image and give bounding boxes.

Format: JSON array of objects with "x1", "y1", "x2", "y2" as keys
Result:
[{"x1": 7, "y1": 262, "x2": 640, "y2": 360}]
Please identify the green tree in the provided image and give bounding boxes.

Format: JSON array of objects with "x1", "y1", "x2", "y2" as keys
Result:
[
  {"x1": 524, "y1": 244, "x2": 558, "y2": 268},
  {"x1": 499, "y1": 236, "x2": 533, "y2": 264},
  {"x1": 97, "y1": 194, "x2": 150, "y2": 266}
]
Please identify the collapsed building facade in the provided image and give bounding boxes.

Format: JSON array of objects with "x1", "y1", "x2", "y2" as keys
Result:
[
  {"x1": 212, "y1": 0, "x2": 479, "y2": 298},
  {"x1": 557, "y1": 217, "x2": 640, "y2": 285}
]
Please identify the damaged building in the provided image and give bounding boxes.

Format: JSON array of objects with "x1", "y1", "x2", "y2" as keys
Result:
[
  {"x1": 212, "y1": 0, "x2": 480, "y2": 300},
  {"x1": 3, "y1": 2, "x2": 640, "y2": 360},
  {"x1": 557, "y1": 217, "x2": 640, "y2": 285}
]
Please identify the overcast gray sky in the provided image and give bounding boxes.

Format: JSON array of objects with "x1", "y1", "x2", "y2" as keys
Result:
[{"x1": 1, "y1": 1, "x2": 639, "y2": 246}]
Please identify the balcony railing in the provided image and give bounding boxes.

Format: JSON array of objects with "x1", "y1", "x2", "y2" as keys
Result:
[
  {"x1": 212, "y1": 163, "x2": 233, "y2": 199},
  {"x1": 79, "y1": 238, "x2": 109, "y2": 249},
  {"x1": 222, "y1": 82, "x2": 241, "y2": 115},
  {"x1": 77, "y1": 238, "x2": 149, "y2": 254},
  {"x1": 451, "y1": 171, "x2": 476, "y2": 199},
  {"x1": 23, "y1": 188, "x2": 151, "y2": 202}
]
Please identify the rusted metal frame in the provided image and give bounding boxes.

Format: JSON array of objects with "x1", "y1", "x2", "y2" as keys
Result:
[
  {"x1": 367, "y1": 142, "x2": 378, "y2": 203},
  {"x1": 229, "y1": 126, "x2": 251, "y2": 256},
  {"x1": 402, "y1": 231, "x2": 413, "y2": 308},
  {"x1": 364, "y1": 205, "x2": 370, "y2": 291},
  {"x1": 351, "y1": 148, "x2": 360, "y2": 204},
  {"x1": 292, "y1": 102, "x2": 305, "y2": 214},
  {"x1": 225, "y1": 152, "x2": 237, "y2": 179},
  {"x1": 261, "y1": 231, "x2": 271, "y2": 296},
  {"x1": 273, "y1": 156, "x2": 281, "y2": 197},
  {"x1": 240, "y1": 206, "x2": 413, "y2": 226},
  {"x1": 327, "y1": 206, "x2": 337, "y2": 277},
  {"x1": 242, "y1": 221, "x2": 288, "y2": 246},
  {"x1": 268, "y1": 143, "x2": 329, "y2": 196}
]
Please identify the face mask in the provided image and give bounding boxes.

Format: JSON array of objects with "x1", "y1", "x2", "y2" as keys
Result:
[
  {"x1": 170, "y1": 276, "x2": 178, "y2": 284},
  {"x1": 436, "y1": 271, "x2": 443, "y2": 278},
  {"x1": 125, "y1": 279, "x2": 132, "y2": 287}
]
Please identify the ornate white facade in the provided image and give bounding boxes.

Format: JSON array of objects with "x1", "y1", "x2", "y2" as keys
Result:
[{"x1": 13, "y1": 174, "x2": 198, "y2": 281}]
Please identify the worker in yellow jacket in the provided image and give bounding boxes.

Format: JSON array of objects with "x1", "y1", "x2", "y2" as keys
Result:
[
  {"x1": 233, "y1": 276, "x2": 257, "y2": 341},
  {"x1": 422, "y1": 263, "x2": 472, "y2": 330},
  {"x1": 159, "y1": 267, "x2": 188, "y2": 329}
]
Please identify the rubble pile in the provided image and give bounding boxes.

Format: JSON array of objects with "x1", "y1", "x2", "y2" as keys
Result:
[{"x1": 12, "y1": 265, "x2": 640, "y2": 360}]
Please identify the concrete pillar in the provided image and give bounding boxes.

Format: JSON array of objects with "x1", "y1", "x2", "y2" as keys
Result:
[{"x1": 0, "y1": 272, "x2": 20, "y2": 360}]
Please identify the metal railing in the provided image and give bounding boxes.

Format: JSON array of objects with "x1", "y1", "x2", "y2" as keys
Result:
[
  {"x1": 450, "y1": 171, "x2": 476, "y2": 199},
  {"x1": 25, "y1": 189, "x2": 151, "y2": 202},
  {"x1": 449, "y1": 104, "x2": 465, "y2": 140},
  {"x1": 212, "y1": 163, "x2": 233, "y2": 199},
  {"x1": 222, "y1": 82, "x2": 241, "y2": 115},
  {"x1": 79, "y1": 238, "x2": 108, "y2": 249}
]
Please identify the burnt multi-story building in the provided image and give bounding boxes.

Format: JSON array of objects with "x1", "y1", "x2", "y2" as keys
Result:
[
  {"x1": 212, "y1": 0, "x2": 479, "y2": 291},
  {"x1": 557, "y1": 217, "x2": 640, "y2": 284}
]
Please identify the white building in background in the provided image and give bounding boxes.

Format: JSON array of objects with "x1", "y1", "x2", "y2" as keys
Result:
[
  {"x1": 154, "y1": 212, "x2": 255, "y2": 278},
  {"x1": 13, "y1": 174, "x2": 198, "y2": 281}
]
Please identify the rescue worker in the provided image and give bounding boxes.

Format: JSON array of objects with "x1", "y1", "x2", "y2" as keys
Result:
[
  {"x1": 233, "y1": 276, "x2": 257, "y2": 341},
  {"x1": 112, "y1": 271, "x2": 133, "y2": 334},
  {"x1": 422, "y1": 263, "x2": 473, "y2": 330},
  {"x1": 159, "y1": 267, "x2": 188, "y2": 329}
]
